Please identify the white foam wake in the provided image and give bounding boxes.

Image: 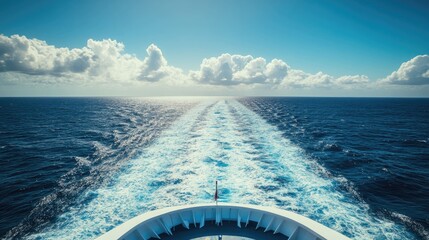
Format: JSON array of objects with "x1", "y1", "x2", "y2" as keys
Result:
[{"x1": 27, "y1": 99, "x2": 415, "y2": 239}]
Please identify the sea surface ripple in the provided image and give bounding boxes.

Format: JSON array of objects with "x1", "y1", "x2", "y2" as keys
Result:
[{"x1": 0, "y1": 97, "x2": 428, "y2": 240}]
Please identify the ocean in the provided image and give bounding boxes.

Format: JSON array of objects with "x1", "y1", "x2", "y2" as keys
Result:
[{"x1": 0, "y1": 97, "x2": 428, "y2": 240}]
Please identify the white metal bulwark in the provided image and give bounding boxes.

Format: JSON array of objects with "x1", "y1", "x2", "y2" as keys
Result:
[{"x1": 95, "y1": 203, "x2": 351, "y2": 240}]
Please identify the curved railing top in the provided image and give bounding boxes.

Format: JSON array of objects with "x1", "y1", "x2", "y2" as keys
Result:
[{"x1": 96, "y1": 203, "x2": 351, "y2": 240}]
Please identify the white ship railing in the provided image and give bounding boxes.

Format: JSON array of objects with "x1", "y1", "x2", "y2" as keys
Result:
[{"x1": 95, "y1": 203, "x2": 351, "y2": 240}]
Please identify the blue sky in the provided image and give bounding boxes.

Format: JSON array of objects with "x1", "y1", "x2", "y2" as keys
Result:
[{"x1": 0, "y1": 0, "x2": 429, "y2": 96}]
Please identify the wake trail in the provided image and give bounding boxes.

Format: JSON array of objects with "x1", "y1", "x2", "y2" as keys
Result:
[{"x1": 25, "y1": 99, "x2": 416, "y2": 240}]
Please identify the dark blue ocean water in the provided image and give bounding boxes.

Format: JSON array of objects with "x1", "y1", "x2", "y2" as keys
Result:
[
  {"x1": 240, "y1": 97, "x2": 429, "y2": 238},
  {"x1": 0, "y1": 97, "x2": 428, "y2": 239}
]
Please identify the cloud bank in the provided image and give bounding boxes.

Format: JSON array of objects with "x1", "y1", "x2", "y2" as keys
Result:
[
  {"x1": 189, "y1": 54, "x2": 371, "y2": 89},
  {"x1": 0, "y1": 35, "x2": 180, "y2": 83},
  {"x1": 1, "y1": 34, "x2": 428, "y2": 94},
  {"x1": 189, "y1": 54, "x2": 289, "y2": 85}
]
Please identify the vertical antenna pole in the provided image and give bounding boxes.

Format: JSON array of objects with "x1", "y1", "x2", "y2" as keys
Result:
[{"x1": 215, "y1": 180, "x2": 218, "y2": 205}]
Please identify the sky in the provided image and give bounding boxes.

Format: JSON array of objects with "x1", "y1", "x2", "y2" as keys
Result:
[{"x1": 0, "y1": 0, "x2": 428, "y2": 97}]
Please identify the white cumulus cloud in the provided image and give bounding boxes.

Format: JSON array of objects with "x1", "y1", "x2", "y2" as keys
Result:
[
  {"x1": 383, "y1": 55, "x2": 429, "y2": 85},
  {"x1": 0, "y1": 34, "x2": 93, "y2": 75},
  {"x1": 189, "y1": 53, "x2": 291, "y2": 85},
  {"x1": 138, "y1": 44, "x2": 183, "y2": 83},
  {"x1": 281, "y1": 70, "x2": 334, "y2": 88},
  {"x1": 0, "y1": 34, "x2": 179, "y2": 83}
]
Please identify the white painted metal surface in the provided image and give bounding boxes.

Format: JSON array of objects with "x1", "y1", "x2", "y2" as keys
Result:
[{"x1": 95, "y1": 203, "x2": 351, "y2": 240}]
